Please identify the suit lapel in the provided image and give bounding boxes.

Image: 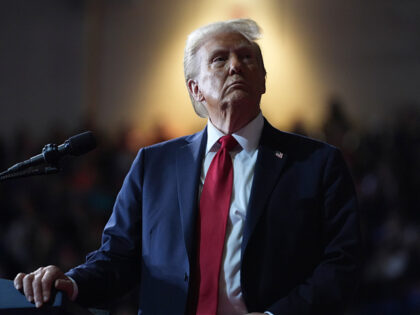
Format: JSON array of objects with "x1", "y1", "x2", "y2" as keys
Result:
[
  {"x1": 176, "y1": 128, "x2": 207, "y2": 263},
  {"x1": 241, "y1": 121, "x2": 288, "y2": 259}
]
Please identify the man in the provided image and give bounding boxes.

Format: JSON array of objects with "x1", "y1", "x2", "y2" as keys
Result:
[{"x1": 14, "y1": 19, "x2": 361, "y2": 314}]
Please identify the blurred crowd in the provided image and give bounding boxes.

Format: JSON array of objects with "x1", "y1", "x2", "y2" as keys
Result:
[{"x1": 0, "y1": 101, "x2": 419, "y2": 314}]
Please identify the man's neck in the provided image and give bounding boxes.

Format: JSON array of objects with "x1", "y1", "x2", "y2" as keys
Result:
[{"x1": 209, "y1": 110, "x2": 261, "y2": 134}]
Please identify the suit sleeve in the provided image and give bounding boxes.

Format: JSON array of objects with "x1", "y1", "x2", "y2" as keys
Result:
[
  {"x1": 267, "y1": 147, "x2": 362, "y2": 314},
  {"x1": 65, "y1": 149, "x2": 145, "y2": 307}
]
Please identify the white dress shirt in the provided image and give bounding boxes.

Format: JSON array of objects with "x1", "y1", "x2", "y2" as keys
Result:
[{"x1": 200, "y1": 113, "x2": 264, "y2": 315}]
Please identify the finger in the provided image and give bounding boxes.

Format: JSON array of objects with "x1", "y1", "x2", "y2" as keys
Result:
[
  {"x1": 33, "y1": 272, "x2": 44, "y2": 307},
  {"x1": 55, "y1": 279, "x2": 74, "y2": 299},
  {"x1": 42, "y1": 267, "x2": 61, "y2": 302},
  {"x1": 22, "y1": 273, "x2": 35, "y2": 302},
  {"x1": 14, "y1": 273, "x2": 26, "y2": 290},
  {"x1": 33, "y1": 267, "x2": 43, "y2": 275}
]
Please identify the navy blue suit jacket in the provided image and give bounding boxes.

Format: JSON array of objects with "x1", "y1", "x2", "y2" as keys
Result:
[{"x1": 67, "y1": 119, "x2": 361, "y2": 314}]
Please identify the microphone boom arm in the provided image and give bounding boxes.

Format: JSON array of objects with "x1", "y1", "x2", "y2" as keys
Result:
[{"x1": 0, "y1": 164, "x2": 60, "y2": 182}]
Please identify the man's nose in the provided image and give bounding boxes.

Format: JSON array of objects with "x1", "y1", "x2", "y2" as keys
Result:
[{"x1": 228, "y1": 55, "x2": 242, "y2": 75}]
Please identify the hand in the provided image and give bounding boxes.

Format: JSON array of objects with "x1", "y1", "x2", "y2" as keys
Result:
[{"x1": 14, "y1": 265, "x2": 74, "y2": 308}]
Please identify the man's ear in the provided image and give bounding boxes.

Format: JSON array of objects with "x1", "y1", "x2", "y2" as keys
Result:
[{"x1": 187, "y1": 79, "x2": 204, "y2": 102}]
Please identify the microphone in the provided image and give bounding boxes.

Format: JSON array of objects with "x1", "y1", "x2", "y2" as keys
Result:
[{"x1": 6, "y1": 131, "x2": 96, "y2": 173}]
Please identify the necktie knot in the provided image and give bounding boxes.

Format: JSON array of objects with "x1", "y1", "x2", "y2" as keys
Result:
[{"x1": 219, "y1": 134, "x2": 238, "y2": 151}]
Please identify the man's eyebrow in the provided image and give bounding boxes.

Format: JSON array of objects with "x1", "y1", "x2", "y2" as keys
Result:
[
  {"x1": 208, "y1": 44, "x2": 254, "y2": 58},
  {"x1": 208, "y1": 48, "x2": 228, "y2": 58}
]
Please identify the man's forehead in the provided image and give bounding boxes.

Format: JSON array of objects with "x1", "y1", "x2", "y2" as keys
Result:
[{"x1": 200, "y1": 31, "x2": 254, "y2": 53}]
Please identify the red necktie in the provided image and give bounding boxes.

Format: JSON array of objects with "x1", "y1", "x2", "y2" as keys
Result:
[{"x1": 196, "y1": 134, "x2": 238, "y2": 315}]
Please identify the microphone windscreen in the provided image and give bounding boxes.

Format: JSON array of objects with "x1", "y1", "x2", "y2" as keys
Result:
[{"x1": 66, "y1": 131, "x2": 97, "y2": 156}]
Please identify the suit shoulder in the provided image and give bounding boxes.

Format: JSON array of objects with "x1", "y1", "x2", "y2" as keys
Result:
[
  {"x1": 137, "y1": 129, "x2": 204, "y2": 154},
  {"x1": 284, "y1": 131, "x2": 335, "y2": 151},
  {"x1": 265, "y1": 124, "x2": 337, "y2": 154}
]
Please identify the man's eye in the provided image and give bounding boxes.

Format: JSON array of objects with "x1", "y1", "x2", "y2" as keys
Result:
[
  {"x1": 212, "y1": 57, "x2": 225, "y2": 63},
  {"x1": 242, "y1": 54, "x2": 253, "y2": 61}
]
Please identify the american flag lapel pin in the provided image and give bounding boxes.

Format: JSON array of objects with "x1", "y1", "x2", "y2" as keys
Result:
[{"x1": 275, "y1": 151, "x2": 284, "y2": 159}]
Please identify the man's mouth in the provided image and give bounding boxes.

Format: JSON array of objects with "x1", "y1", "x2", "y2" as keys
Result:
[{"x1": 226, "y1": 81, "x2": 247, "y2": 90}]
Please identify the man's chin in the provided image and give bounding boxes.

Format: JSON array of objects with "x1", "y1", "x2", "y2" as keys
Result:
[{"x1": 225, "y1": 89, "x2": 251, "y2": 103}]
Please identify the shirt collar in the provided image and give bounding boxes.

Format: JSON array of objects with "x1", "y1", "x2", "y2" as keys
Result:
[{"x1": 206, "y1": 112, "x2": 264, "y2": 155}]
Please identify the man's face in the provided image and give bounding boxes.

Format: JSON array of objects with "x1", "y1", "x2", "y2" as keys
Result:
[{"x1": 189, "y1": 32, "x2": 266, "y2": 127}]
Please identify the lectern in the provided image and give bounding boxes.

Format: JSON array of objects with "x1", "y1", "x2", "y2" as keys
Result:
[{"x1": 0, "y1": 278, "x2": 94, "y2": 314}]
